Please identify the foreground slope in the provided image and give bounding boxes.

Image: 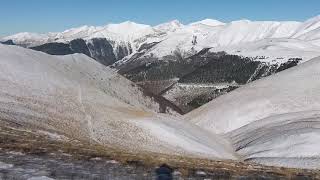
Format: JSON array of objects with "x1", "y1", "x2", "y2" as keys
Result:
[
  {"x1": 228, "y1": 111, "x2": 320, "y2": 169},
  {"x1": 186, "y1": 56, "x2": 320, "y2": 134},
  {"x1": 0, "y1": 44, "x2": 235, "y2": 159},
  {"x1": 1, "y1": 123, "x2": 319, "y2": 179}
]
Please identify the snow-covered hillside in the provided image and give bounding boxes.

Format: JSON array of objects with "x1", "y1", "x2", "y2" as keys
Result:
[
  {"x1": 211, "y1": 38, "x2": 320, "y2": 64},
  {"x1": 183, "y1": 55, "x2": 320, "y2": 168},
  {"x1": 0, "y1": 44, "x2": 236, "y2": 159},
  {"x1": 138, "y1": 18, "x2": 320, "y2": 62},
  {"x1": 2, "y1": 21, "x2": 155, "y2": 50},
  {"x1": 186, "y1": 56, "x2": 320, "y2": 134},
  {"x1": 228, "y1": 111, "x2": 320, "y2": 169},
  {"x1": 292, "y1": 15, "x2": 320, "y2": 42}
]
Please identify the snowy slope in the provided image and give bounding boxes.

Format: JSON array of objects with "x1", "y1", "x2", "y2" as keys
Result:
[
  {"x1": 184, "y1": 55, "x2": 320, "y2": 168},
  {"x1": 0, "y1": 44, "x2": 236, "y2": 159},
  {"x1": 292, "y1": 15, "x2": 320, "y2": 40},
  {"x1": 1, "y1": 22, "x2": 157, "y2": 52},
  {"x1": 129, "y1": 17, "x2": 319, "y2": 62},
  {"x1": 186, "y1": 56, "x2": 320, "y2": 134},
  {"x1": 228, "y1": 111, "x2": 320, "y2": 169},
  {"x1": 204, "y1": 20, "x2": 301, "y2": 46},
  {"x1": 142, "y1": 20, "x2": 317, "y2": 60},
  {"x1": 154, "y1": 20, "x2": 184, "y2": 32},
  {"x1": 211, "y1": 38, "x2": 320, "y2": 64},
  {"x1": 189, "y1": 19, "x2": 225, "y2": 27},
  {"x1": 2, "y1": 32, "x2": 51, "y2": 47}
]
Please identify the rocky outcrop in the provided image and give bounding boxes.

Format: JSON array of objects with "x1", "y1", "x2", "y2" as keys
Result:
[{"x1": 69, "y1": 38, "x2": 91, "y2": 57}]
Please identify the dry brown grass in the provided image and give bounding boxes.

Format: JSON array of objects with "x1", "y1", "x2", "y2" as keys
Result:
[{"x1": 0, "y1": 121, "x2": 319, "y2": 179}]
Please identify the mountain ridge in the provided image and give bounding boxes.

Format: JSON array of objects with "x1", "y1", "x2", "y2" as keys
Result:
[{"x1": 3, "y1": 16, "x2": 320, "y2": 67}]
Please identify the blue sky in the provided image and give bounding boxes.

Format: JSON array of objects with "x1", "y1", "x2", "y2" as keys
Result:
[{"x1": 0, "y1": 0, "x2": 319, "y2": 36}]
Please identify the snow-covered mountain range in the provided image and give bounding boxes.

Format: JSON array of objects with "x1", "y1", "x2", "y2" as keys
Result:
[{"x1": 2, "y1": 15, "x2": 320, "y2": 62}]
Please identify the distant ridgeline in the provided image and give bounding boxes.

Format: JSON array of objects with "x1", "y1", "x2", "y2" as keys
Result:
[
  {"x1": 28, "y1": 38, "x2": 132, "y2": 66},
  {"x1": 1, "y1": 39, "x2": 301, "y2": 113}
]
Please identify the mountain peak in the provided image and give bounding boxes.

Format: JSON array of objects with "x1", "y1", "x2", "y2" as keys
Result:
[
  {"x1": 190, "y1": 19, "x2": 225, "y2": 26},
  {"x1": 117, "y1": 20, "x2": 142, "y2": 26},
  {"x1": 154, "y1": 20, "x2": 184, "y2": 32},
  {"x1": 105, "y1": 21, "x2": 152, "y2": 32},
  {"x1": 169, "y1": 19, "x2": 183, "y2": 26},
  {"x1": 2, "y1": 32, "x2": 49, "y2": 43},
  {"x1": 61, "y1": 25, "x2": 97, "y2": 34},
  {"x1": 4, "y1": 32, "x2": 41, "y2": 39},
  {"x1": 230, "y1": 19, "x2": 252, "y2": 24}
]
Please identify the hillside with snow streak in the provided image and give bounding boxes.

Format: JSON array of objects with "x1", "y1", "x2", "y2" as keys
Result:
[
  {"x1": 0, "y1": 44, "x2": 236, "y2": 159},
  {"x1": 228, "y1": 111, "x2": 320, "y2": 169}
]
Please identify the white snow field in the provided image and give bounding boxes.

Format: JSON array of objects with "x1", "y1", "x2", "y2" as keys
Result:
[
  {"x1": 0, "y1": 44, "x2": 236, "y2": 160},
  {"x1": 186, "y1": 56, "x2": 320, "y2": 134},
  {"x1": 3, "y1": 15, "x2": 320, "y2": 63}
]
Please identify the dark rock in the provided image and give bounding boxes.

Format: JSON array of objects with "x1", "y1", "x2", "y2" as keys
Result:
[
  {"x1": 29, "y1": 38, "x2": 132, "y2": 66},
  {"x1": 1, "y1": 40, "x2": 15, "y2": 45},
  {"x1": 70, "y1": 38, "x2": 91, "y2": 57},
  {"x1": 276, "y1": 58, "x2": 301, "y2": 73},
  {"x1": 31, "y1": 42, "x2": 73, "y2": 55},
  {"x1": 86, "y1": 38, "x2": 117, "y2": 66},
  {"x1": 115, "y1": 42, "x2": 132, "y2": 60}
]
